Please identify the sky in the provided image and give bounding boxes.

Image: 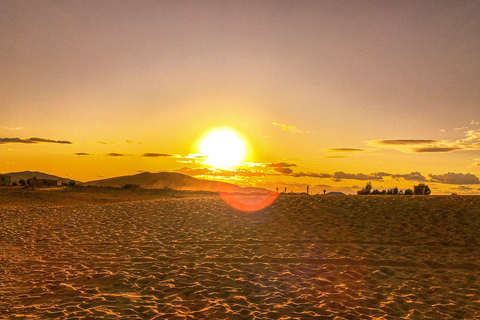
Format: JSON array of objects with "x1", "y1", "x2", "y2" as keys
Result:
[{"x1": 1, "y1": 0, "x2": 480, "y2": 194}]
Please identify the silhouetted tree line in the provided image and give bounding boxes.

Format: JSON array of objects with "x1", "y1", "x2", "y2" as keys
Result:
[{"x1": 357, "y1": 182, "x2": 430, "y2": 195}]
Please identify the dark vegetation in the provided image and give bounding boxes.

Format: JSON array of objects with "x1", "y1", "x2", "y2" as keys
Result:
[{"x1": 357, "y1": 182, "x2": 431, "y2": 195}]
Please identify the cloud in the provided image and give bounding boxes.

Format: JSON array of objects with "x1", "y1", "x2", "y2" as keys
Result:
[
  {"x1": 453, "y1": 185, "x2": 474, "y2": 191},
  {"x1": 98, "y1": 141, "x2": 115, "y2": 145},
  {"x1": 176, "y1": 167, "x2": 265, "y2": 177},
  {"x1": 332, "y1": 171, "x2": 384, "y2": 182},
  {"x1": 472, "y1": 121, "x2": 479, "y2": 125},
  {"x1": 327, "y1": 148, "x2": 365, "y2": 152},
  {"x1": 291, "y1": 172, "x2": 331, "y2": 178},
  {"x1": 471, "y1": 159, "x2": 480, "y2": 167},
  {"x1": 371, "y1": 139, "x2": 440, "y2": 146},
  {"x1": 440, "y1": 129, "x2": 446, "y2": 132},
  {"x1": 142, "y1": 153, "x2": 174, "y2": 157},
  {"x1": 126, "y1": 140, "x2": 133, "y2": 144},
  {"x1": 0, "y1": 137, "x2": 73, "y2": 144},
  {"x1": 2, "y1": 127, "x2": 22, "y2": 131},
  {"x1": 412, "y1": 147, "x2": 462, "y2": 153},
  {"x1": 454, "y1": 127, "x2": 468, "y2": 131},
  {"x1": 272, "y1": 122, "x2": 307, "y2": 133},
  {"x1": 267, "y1": 162, "x2": 297, "y2": 168},
  {"x1": 273, "y1": 167, "x2": 293, "y2": 174},
  {"x1": 106, "y1": 153, "x2": 128, "y2": 157},
  {"x1": 74, "y1": 152, "x2": 92, "y2": 156},
  {"x1": 369, "y1": 137, "x2": 480, "y2": 153},
  {"x1": 465, "y1": 129, "x2": 480, "y2": 142},
  {"x1": 428, "y1": 172, "x2": 480, "y2": 185},
  {"x1": 389, "y1": 171, "x2": 428, "y2": 182}
]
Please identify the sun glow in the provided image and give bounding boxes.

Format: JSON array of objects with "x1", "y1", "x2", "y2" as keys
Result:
[{"x1": 199, "y1": 128, "x2": 247, "y2": 168}]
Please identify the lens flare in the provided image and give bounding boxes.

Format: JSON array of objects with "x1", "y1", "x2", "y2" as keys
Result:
[{"x1": 219, "y1": 191, "x2": 279, "y2": 212}]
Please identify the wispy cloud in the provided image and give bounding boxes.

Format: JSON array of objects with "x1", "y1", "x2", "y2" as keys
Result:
[
  {"x1": 142, "y1": 153, "x2": 175, "y2": 157},
  {"x1": 98, "y1": 141, "x2": 115, "y2": 145},
  {"x1": 472, "y1": 121, "x2": 479, "y2": 125},
  {"x1": 272, "y1": 122, "x2": 307, "y2": 133},
  {"x1": 73, "y1": 152, "x2": 92, "y2": 156},
  {"x1": 0, "y1": 137, "x2": 73, "y2": 144},
  {"x1": 412, "y1": 147, "x2": 462, "y2": 153},
  {"x1": 371, "y1": 139, "x2": 440, "y2": 146},
  {"x1": 106, "y1": 153, "x2": 128, "y2": 157},
  {"x1": 454, "y1": 127, "x2": 468, "y2": 131},
  {"x1": 465, "y1": 129, "x2": 480, "y2": 142},
  {"x1": 327, "y1": 148, "x2": 365, "y2": 152},
  {"x1": 369, "y1": 135, "x2": 480, "y2": 153},
  {"x1": 323, "y1": 155, "x2": 349, "y2": 158},
  {"x1": 471, "y1": 159, "x2": 480, "y2": 167},
  {"x1": 2, "y1": 127, "x2": 22, "y2": 131}
]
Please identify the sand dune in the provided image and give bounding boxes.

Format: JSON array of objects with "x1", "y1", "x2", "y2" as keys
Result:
[{"x1": 1, "y1": 195, "x2": 480, "y2": 319}]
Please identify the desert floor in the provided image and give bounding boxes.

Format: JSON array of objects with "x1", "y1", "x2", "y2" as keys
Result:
[{"x1": 1, "y1": 192, "x2": 480, "y2": 319}]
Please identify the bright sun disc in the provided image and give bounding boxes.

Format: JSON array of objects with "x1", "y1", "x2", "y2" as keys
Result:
[{"x1": 200, "y1": 128, "x2": 246, "y2": 168}]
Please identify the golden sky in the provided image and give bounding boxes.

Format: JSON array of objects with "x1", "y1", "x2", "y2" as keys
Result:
[{"x1": 1, "y1": 1, "x2": 480, "y2": 194}]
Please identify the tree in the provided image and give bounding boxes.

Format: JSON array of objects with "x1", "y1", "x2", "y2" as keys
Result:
[
  {"x1": 68, "y1": 180, "x2": 76, "y2": 187},
  {"x1": 19, "y1": 179, "x2": 26, "y2": 186},
  {"x1": 404, "y1": 189, "x2": 413, "y2": 195},
  {"x1": 413, "y1": 183, "x2": 431, "y2": 195},
  {"x1": 371, "y1": 189, "x2": 381, "y2": 195},
  {"x1": 357, "y1": 181, "x2": 372, "y2": 195}
]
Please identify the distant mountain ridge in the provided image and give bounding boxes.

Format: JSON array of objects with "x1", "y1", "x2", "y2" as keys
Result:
[
  {"x1": 85, "y1": 171, "x2": 271, "y2": 194},
  {"x1": 3, "y1": 171, "x2": 72, "y2": 183}
]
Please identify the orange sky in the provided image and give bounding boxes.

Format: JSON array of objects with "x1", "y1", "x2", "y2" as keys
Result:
[{"x1": 1, "y1": 1, "x2": 480, "y2": 194}]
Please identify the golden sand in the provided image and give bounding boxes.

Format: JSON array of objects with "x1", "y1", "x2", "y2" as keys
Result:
[{"x1": 1, "y1": 193, "x2": 480, "y2": 319}]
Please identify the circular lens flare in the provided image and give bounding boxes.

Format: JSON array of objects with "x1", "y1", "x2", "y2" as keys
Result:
[
  {"x1": 219, "y1": 192, "x2": 279, "y2": 212},
  {"x1": 199, "y1": 128, "x2": 246, "y2": 168}
]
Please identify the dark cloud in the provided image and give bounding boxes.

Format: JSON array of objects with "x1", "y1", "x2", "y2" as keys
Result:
[
  {"x1": 274, "y1": 167, "x2": 293, "y2": 174},
  {"x1": 374, "y1": 139, "x2": 440, "y2": 145},
  {"x1": 0, "y1": 137, "x2": 73, "y2": 144},
  {"x1": 291, "y1": 172, "x2": 331, "y2": 178},
  {"x1": 106, "y1": 153, "x2": 127, "y2": 157},
  {"x1": 98, "y1": 141, "x2": 115, "y2": 145},
  {"x1": 428, "y1": 172, "x2": 480, "y2": 185},
  {"x1": 142, "y1": 153, "x2": 174, "y2": 157},
  {"x1": 268, "y1": 162, "x2": 297, "y2": 168},
  {"x1": 412, "y1": 147, "x2": 461, "y2": 153},
  {"x1": 74, "y1": 152, "x2": 91, "y2": 156},
  {"x1": 327, "y1": 148, "x2": 365, "y2": 152},
  {"x1": 390, "y1": 171, "x2": 427, "y2": 182},
  {"x1": 332, "y1": 171, "x2": 383, "y2": 182}
]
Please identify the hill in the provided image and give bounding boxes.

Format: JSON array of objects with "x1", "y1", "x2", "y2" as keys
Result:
[
  {"x1": 3, "y1": 171, "x2": 73, "y2": 183},
  {"x1": 85, "y1": 171, "x2": 270, "y2": 194}
]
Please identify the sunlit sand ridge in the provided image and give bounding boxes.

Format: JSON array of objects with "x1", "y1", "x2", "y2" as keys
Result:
[{"x1": 1, "y1": 195, "x2": 480, "y2": 319}]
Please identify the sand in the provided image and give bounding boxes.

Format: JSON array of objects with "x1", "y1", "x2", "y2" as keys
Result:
[{"x1": 1, "y1": 194, "x2": 480, "y2": 319}]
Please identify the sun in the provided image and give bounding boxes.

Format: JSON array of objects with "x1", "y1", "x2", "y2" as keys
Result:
[{"x1": 199, "y1": 128, "x2": 247, "y2": 168}]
